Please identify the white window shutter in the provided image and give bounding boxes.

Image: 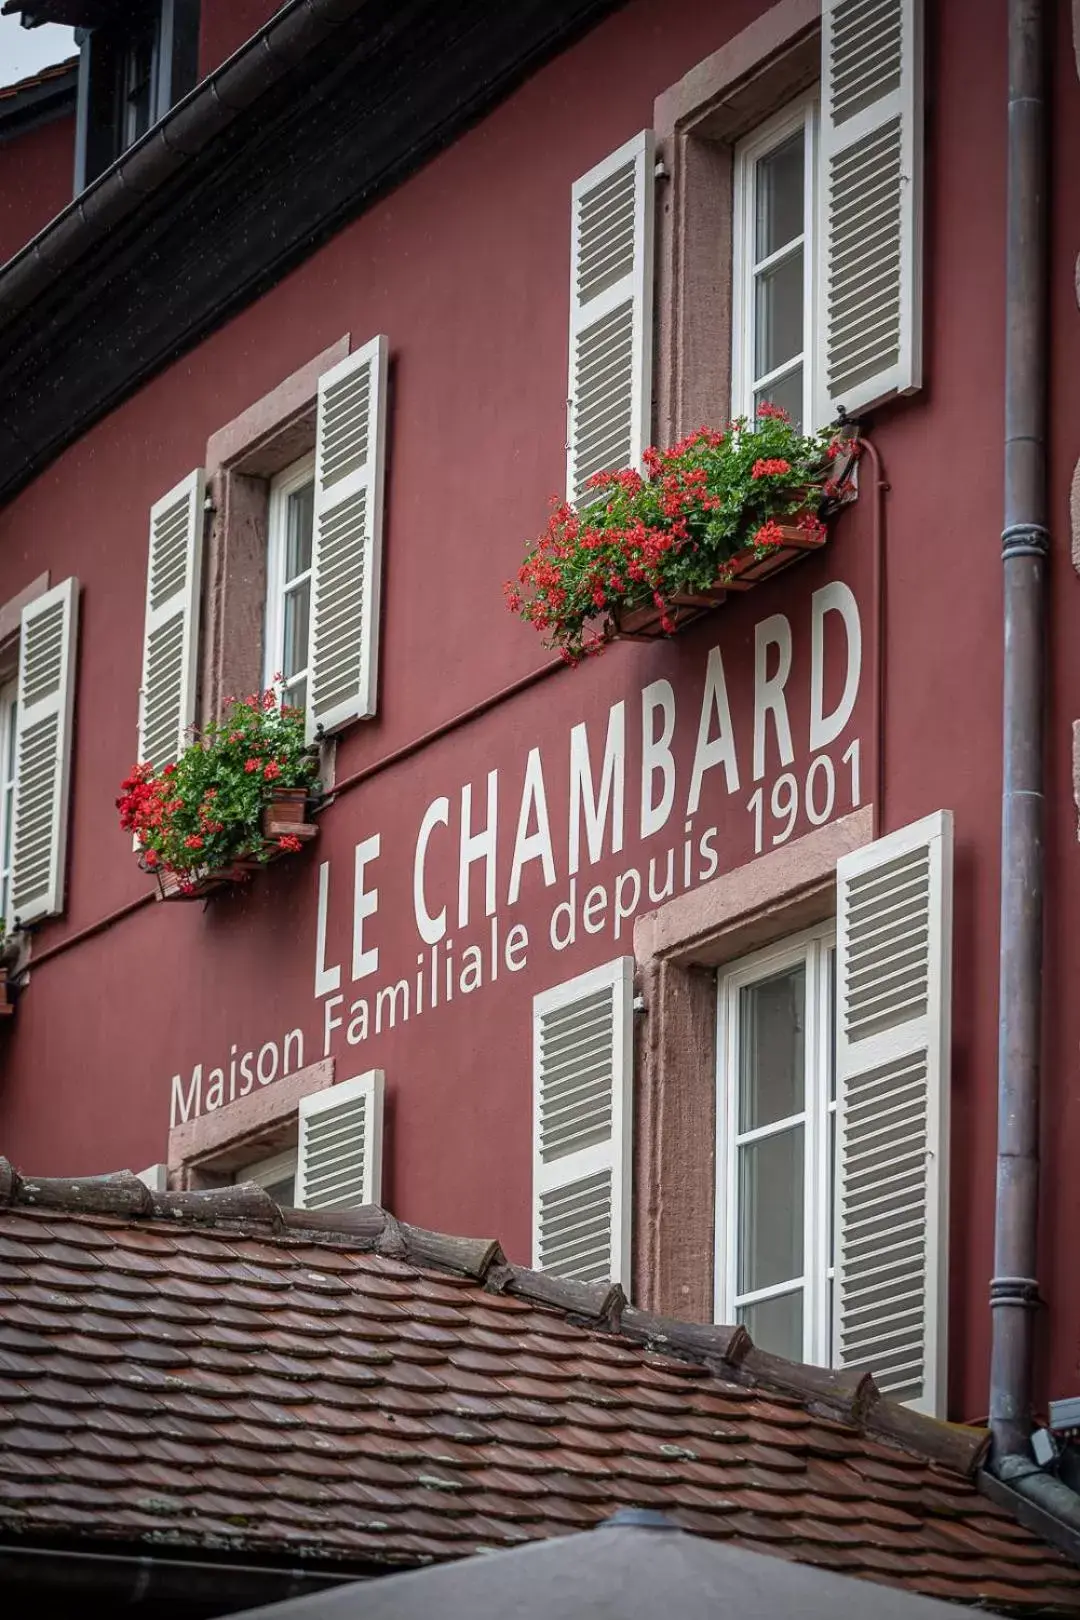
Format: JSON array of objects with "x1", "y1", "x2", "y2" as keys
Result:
[
  {"x1": 307, "y1": 336, "x2": 388, "y2": 742},
  {"x1": 9, "y1": 578, "x2": 79, "y2": 928},
  {"x1": 297, "y1": 1070, "x2": 385, "y2": 1210},
  {"x1": 834, "y1": 810, "x2": 952, "y2": 1415},
  {"x1": 815, "y1": 0, "x2": 923, "y2": 424},
  {"x1": 567, "y1": 132, "x2": 654, "y2": 505},
  {"x1": 137, "y1": 469, "x2": 205, "y2": 768},
  {"x1": 532, "y1": 957, "x2": 634, "y2": 1286}
]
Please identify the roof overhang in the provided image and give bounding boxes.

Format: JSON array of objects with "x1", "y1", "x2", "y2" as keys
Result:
[
  {"x1": 1, "y1": 1, "x2": 115, "y2": 25},
  {"x1": 0, "y1": 58, "x2": 76, "y2": 144},
  {"x1": 0, "y1": 0, "x2": 623, "y2": 506}
]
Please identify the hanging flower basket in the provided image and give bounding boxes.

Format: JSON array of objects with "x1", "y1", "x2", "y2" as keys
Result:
[
  {"x1": 506, "y1": 410, "x2": 858, "y2": 661},
  {"x1": 117, "y1": 690, "x2": 320, "y2": 904}
]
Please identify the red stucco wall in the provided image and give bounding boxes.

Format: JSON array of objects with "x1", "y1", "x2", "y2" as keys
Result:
[
  {"x1": 0, "y1": 0, "x2": 1075, "y2": 1427},
  {"x1": 0, "y1": 111, "x2": 73, "y2": 266},
  {"x1": 198, "y1": 0, "x2": 285, "y2": 76}
]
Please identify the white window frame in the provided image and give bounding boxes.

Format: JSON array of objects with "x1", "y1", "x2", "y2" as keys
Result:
[
  {"x1": 263, "y1": 453, "x2": 316, "y2": 709},
  {"x1": 731, "y1": 92, "x2": 819, "y2": 428},
  {"x1": 0, "y1": 679, "x2": 16, "y2": 926},
  {"x1": 714, "y1": 920, "x2": 835, "y2": 1365}
]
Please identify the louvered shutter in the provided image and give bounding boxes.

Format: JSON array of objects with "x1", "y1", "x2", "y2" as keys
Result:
[
  {"x1": 532, "y1": 957, "x2": 633, "y2": 1286},
  {"x1": 136, "y1": 469, "x2": 205, "y2": 769},
  {"x1": 567, "y1": 132, "x2": 654, "y2": 506},
  {"x1": 8, "y1": 579, "x2": 79, "y2": 928},
  {"x1": 834, "y1": 810, "x2": 952, "y2": 1415},
  {"x1": 814, "y1": 0, "x2": 923, "y2": 424},
  {"x1": 307, "y1": 336, "x2": 388, "y2": 742},
  {"x1": 297, "y1": 1070, "x2": 385, "y2": 1210}
]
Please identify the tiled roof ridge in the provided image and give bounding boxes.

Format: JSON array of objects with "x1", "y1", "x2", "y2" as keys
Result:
[{"x1": 0, "y1": 1158, "x2": 988, "y2": 1483}]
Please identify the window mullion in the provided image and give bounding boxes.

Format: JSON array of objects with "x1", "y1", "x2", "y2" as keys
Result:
[{"x1": 751, "y1": 233, "x2": 805, "y2": 279}]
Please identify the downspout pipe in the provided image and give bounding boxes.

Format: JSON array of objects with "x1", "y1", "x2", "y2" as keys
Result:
[{"x1": 989, "y1": 0, "x2": 1049, "y2": 1465}]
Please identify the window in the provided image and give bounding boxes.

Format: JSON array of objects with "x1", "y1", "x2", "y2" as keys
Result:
[
  {"x1": 264, "y1": 456, "x2": 316, "y2": 713},
  {"x1": 75, "y1": 1, "x2": 201, "y2": 191},
  {"x1": 244, "y1": 1147, "x2": 297, "y2": 1207},
  {"x1": 715, "y1": 922, "x2": 835, "y2": 1365},
  {"x1": 0, "y1": 681, "x2": 16, "y2": 924},
  {"x1": 731, "y1": 96, "x2": 818, "y2": 429}
]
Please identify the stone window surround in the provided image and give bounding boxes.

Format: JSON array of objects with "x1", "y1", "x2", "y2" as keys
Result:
[
  {"x1": 653, "y1": 0, "x2": 821, "y2": 446},
  {"x1": 200, "y1": 335, "x2": 350, "y2": 725},
  {"x1": 631, "y1": 804, "x2": 872, "y2": 1323},
  {"x1": 169, "y1": 1057, "x2": 335, "y2": 1190}
]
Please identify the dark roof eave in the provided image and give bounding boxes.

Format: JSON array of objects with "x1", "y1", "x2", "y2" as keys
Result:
[
  {"x1": 0, "y1": 60, "x2": 76, "y2": 145},
  {"x1": 0, "y1": 0, "x2": 625, "y2": 506},
  {"x1": 0, "y1": 1534, "x2": 384, "y2": 1608}
]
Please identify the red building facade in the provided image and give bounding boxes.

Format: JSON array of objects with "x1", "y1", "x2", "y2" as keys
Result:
[{"x1": 0, "y1": 0, "x2": 1075, "y2": 1448}]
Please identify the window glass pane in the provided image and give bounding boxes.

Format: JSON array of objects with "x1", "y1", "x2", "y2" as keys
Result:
[
  {"x1": 737, "y1": 1123, "x2": 804, "y2": 1293},
  {"x1": 754, "y1": 130, "x2": 804, "y2": 261},
  {"x1": 738, "y1": 964, "x2": 805, "y2": 1132},
  {"x1": 286, "y1": 481, "x2": 315, "y2": 580},
  {"x1": 754, "y1": 248, "x2": 804, "y2": 379},
  {"x1": 283, "y1": 581, "x2": 310, "y2": 682},
  {"x1": 755, "y1": 366, "x2": 803, "y2": 430},
  {"x1": 285, "y1": 675, "x2": 307, "y2": 714},
  {"x1": 738, "y1": 1287, "x2": 803, "y2": 1360},
  {"x1": 264, "y1": 1175, "x2": 296, "y2": 1206}
]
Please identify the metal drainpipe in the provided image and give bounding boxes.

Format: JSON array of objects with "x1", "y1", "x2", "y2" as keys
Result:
[{"x1": 989, "y1": 0, "x2": 1049, "y2": 1464}]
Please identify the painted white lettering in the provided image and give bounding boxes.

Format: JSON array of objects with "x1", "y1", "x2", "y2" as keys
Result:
[
  {"x1": 458, "y1": 770, "x2": 498, "y2": 928},
  {"x1": 239, "y1": 1050, "x2": 255, "y2": 1095},
  {"x1": 323, "y1": 994, "x2": 344, "y2": 1056},
  {"x1": 550, "y1": 879, "x2": 577, "y2": 951},
  {"x1": 569, "y1": 702, "x2": 625, "y2": 875},
  {"x1": 414, "y1": 797, "x2": 450, "y2": 945},
  {"x1": 613, "y1": 868, "x2": 641, "y2": 939},
  {"x1": 505, "y1": 923, "x2": 529, "y2": 971},
  {"x1": 352, "y1": 834, "x2": 381, "y2": 981},
  {"x1": 753, "y1": 613, "x2": 794, "y2": 782},
  {"x1": 582, "y1": 884, "x2": 608, "y2": 934},
  {"x1": 170, "y1": 1066, "x2": 202, "y2": 1128},
  {"x1": 508, "y1": 748, "x2": 556, "y2": 903},
  {"x1": 283, "y1": 1028, "x2": 303, "y2": 1074},
  {"x1": 810, "y1": 581, "x2": 862, "y2": 753},
  {"x1": 205, "y1": 1068, "x2": 225, "y2": 1111},
  {"x1": 687, "y1": 646, "x2": 740, "y2": 812},
  {"x1": 459, "y1": 944, "x2": 483, "y2": 993},
  {"x1": 314, "y1": 860, "x2": 342, "y2": 998},
  {"x1": 640, "y1": 679, "x2": 676, "y2": 838},
  {"x1": 347, "y1": 998, "x2": 369, "y2": 1044},
  {"x1": 376, "y1": 980, "x2": 410, "y2": 1032},
  {"x1": 257, "y1": 1043, "x2": 279, "y2": 1086}
]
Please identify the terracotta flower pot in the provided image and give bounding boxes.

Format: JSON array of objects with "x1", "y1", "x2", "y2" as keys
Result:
[{"x1": 261, "y1": 787, "x2": 318, "y2": 842}]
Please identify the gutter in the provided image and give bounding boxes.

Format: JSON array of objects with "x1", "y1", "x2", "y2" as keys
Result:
[
  {"x1": 0, "y1": 0, "x2": 369, "y2": 323},
  {"x1": 0, "y1": 1540, "x2": 382, "y2": 1607}
]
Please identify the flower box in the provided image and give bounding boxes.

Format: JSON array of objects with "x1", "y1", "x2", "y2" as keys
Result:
[
  {"x1": 613, "y1": 584, "x2": 729, "y2": 640},
  {"x1": 152, "y1": 789, "x2": 319, "y2": 902},
  {"x1": 119, "y1": 689, "x2": 321, "y2": 904},
  {"x1": 612, "y1": 523, "x2": 828, "y2": 640},
  {"x1": 507, "y1": 415, "x2": 857, "y2": 662},
  {"x1": 721, "y1": 521, "x2": 827, "y2": 591}
]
